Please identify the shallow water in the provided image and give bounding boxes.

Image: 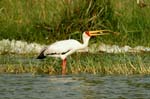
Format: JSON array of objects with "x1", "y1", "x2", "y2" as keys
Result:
[{"x1": 0, "y1": 74, "x2": 150, "y2": 99}]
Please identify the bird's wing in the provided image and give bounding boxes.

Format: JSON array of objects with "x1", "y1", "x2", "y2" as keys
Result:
[{"x1": 45, "y1": 39, "x2": 82, "y2": 55}]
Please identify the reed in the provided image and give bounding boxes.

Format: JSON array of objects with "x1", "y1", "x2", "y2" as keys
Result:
[{"x1": 0, "y1": 0, "x2": 149, "y2": 46}]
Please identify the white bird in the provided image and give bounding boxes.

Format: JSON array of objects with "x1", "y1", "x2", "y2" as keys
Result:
[{"x1": 37, "y1": 30, "x2": 113, "y2": 74}]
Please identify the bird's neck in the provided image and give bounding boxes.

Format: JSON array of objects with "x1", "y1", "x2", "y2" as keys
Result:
[{"x1": 82, "y1": 36, "x2": 90, "y2": 48}]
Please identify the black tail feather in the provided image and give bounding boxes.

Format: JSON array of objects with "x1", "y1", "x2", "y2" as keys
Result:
[
  {"x1": 37, "y1": 48, "x2": 47, "y2": 59},
  {"x1": 37, "y1": 53, "x2": 46, "y2": 59}
]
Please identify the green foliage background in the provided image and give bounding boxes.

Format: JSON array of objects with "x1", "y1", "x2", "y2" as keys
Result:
[{"x1": 0, "y1": 0, "x2": 150, "y2": 46}]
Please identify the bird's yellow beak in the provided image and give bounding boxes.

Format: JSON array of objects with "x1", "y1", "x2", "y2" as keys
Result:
[{"x1": 89, "y1": 30, "x2": 116, "y2": 36}]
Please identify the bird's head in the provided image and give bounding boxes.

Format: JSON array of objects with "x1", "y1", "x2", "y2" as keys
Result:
[{"x1": 84, "y1": 30, "x2": 116, "y2": 37}]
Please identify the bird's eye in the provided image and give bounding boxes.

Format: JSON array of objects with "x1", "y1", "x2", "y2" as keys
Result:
[{"x1": 85, "y1": 31, "x2": 90, "y2": 36}]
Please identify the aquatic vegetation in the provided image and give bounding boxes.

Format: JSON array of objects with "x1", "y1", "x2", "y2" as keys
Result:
[{"x1": 0, "y1": 53, "x2": 149, "y2": 75}]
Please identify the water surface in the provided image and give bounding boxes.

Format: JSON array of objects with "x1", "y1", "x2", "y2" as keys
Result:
[{"x1": 0, "y1": 74, "x2": 149, "y2": 99}]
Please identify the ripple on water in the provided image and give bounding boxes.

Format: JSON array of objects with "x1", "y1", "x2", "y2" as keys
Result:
[{"x1": 0, "y1": 74, "x2": 150, "y2": 99}]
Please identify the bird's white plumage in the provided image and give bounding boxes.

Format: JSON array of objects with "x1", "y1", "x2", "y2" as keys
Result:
[
  {"x1": 38, "y1": 30, "x2": 110, "y2": 60},
  {"x1": 37, "y1": 30, "x2": 113, "y2": 74},
  {"x1": 37, "y1": 32, "x2": 92, "y2": 60},
  {"x1": 38, "y1": 30, "x2": 111, "y2": 60},
  {"x1": 46, "y1": 39, "x2": 82, "y2": 54}
]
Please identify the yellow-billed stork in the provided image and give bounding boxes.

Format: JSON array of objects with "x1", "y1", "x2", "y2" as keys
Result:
[{"x1": 37, "y1": 30, "x2": 113, "y2": 74}]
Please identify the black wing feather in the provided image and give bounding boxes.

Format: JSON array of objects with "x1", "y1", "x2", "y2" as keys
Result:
[{"x1": 37, "y1": 47, "x2": 47, "y2": 59}]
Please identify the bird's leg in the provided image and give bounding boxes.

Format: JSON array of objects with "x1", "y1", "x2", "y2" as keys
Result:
[{"x1": 61, "y1": 58, "x2": 67, "y2": 75}]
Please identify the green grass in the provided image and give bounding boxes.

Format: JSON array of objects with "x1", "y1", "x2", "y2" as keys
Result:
[
  {"x1": 0, "y1": 0, "x2": 150, "y2": 46},
  {"x1": 0, "y1": 53, "x2": 149, "y2": 75}
]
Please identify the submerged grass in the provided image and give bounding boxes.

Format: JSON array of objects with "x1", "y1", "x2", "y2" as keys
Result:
[{"x1": 0, "y1": 53, "x2": 149, "y2": 75}]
